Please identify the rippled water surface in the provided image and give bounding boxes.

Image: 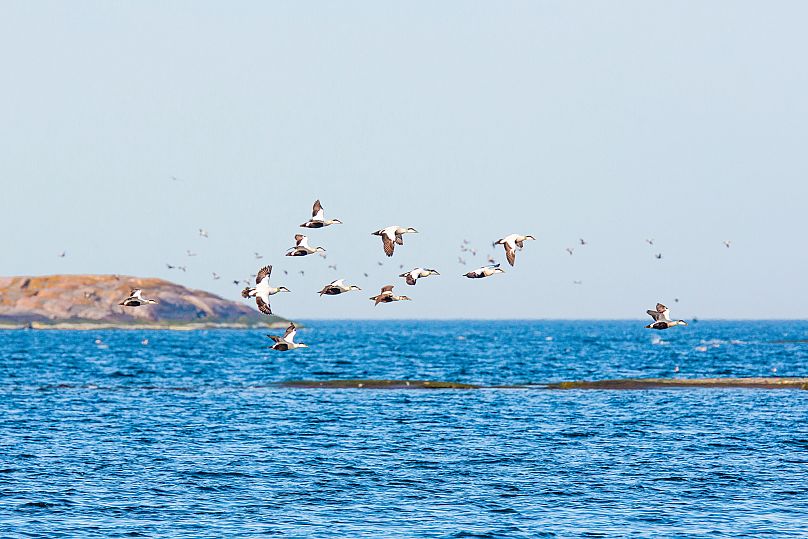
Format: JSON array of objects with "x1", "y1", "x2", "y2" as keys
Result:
[{"x1": 2, "y1": 321, "x2": 807, "y2": 537}]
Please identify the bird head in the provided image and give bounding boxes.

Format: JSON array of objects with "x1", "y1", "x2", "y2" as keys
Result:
[
  {"x1": 678, "y1": 320, "x2": 688, "y2": 326},
  {"x1": 494, "y1": 268, "x2": 505, "y2": 274},
  {"x1": 315, "y1": 247, "x2": 327, "y2": 253},
  {"x1": 406, "y1": 228, "x2": 418, "y2": 233},
  {"x1": 330, "y1": 219, "x2": 343, "y2": 225},
  {"x1": 525, "y1": 235, "x2": 536, "y2": 241},
  {"x1": 399, "y1": 296, "x2": 412, "y2": 301},
  {"x1": 349, "y1": 285, "x2": 362, "y2": 291},
  {"x1": 278, "y1": 287, "x2": 291, "y2": 293},
  {"x1": 427, "y1": 269, "x2": 440, "y2": 276}
]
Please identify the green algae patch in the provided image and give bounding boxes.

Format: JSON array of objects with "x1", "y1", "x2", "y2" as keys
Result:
[
  {"x1": 545, "y1": 377, "x2": 808, "y2": 390},
  {"x1": 279, "y1": 379, "x2": 481, "y2": 390}
]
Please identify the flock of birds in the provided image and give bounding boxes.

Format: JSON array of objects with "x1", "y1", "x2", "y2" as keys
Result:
[{"x1": 110, "y1": 198, "x2": 704, "y2": 351}]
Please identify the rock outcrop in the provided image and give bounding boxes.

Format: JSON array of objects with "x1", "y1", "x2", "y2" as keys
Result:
[{"x1": 0, "y1": 274, "x2": 290, "y2": 329}]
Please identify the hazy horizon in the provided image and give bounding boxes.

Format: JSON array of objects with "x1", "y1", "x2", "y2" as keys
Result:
[{"x1": 2, "y1": 2, "x2": 806, "y2": 320}]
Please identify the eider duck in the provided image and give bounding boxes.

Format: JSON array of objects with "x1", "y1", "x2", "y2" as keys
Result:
[
  {"x1": 241, "y1": 265, "x2": 290, "y2": 315},
  {"x1": 372, "y1": 226, "x2": 418, "y2": 257},
  {"x1": 463, "y1": 264, "x2": 505, "y2": 279},
  {"x1": 318, "y1": 279, "x2": 361, "y2": 296},
  {"x1": 267, "y1": 323, "x2": 308, "y2": 351},
  {"x1": 300, "y1": 199, "x2": 343, "y2": 228},
  {"x1": 492, "y1": 234, "x2": 536, "y2": 266},
  {"x1": 369, "y1": 285, "x2": 411, "y2": 305},
  {"x1": 286, "y1": 234, "x2": 326, "y2": 257},
  {"x1": 645, "y1": 303, "x2": 688, "y2": 330},
  {"x1": 399, "y1": 267, "x2": 440, "y2": 286},
  {"x1": 119, "y1": 289, "x2": 158, "y2": 307}
]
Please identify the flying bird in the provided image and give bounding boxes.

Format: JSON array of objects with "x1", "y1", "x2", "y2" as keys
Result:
[
  {"x1": 286, "y1": 235, "x2": 326, "y2": 257},
  {"x1": 565, "y1": 248, "x2": 574, "y2": 256},
  {"x1": 723, "y1": 240, "x2": 732, "y2": 248},
  {"x1": 300, "y1": 199, "x2": 343, "y2": 228},
  {"x1": 463, "y1": 264, "x2": 505, "y2": 279},
  {"x1": 318, "y1": 279, "x2": 362, "y2": 296},
  {"x1": 655, "y1": 253, "x2": 663, "y2": 260},
  {"x1": 166, "y1": 263, "x2": 176, "y2": 270},
  {"x1": 57, "y1": 251, "x2": 66, "y2": 258},
  {"x1": 458, "y1": 257, "x2": 466, "y2": 265},
  {"x1": 240, "y1": 265, "x2": 290, "y2": 315},
  {"x1": 645, "y1": 239, "x2": 655, "y2": 246},
  {"x1": 212, "y1": 272, "x2": 220, "y2": 280},
  {"x1": 372, "y1": 226, "x2": 418, "y2": 257},
  {"x1": 399, "y1": 267, "x2": 440, "y2": 286},
  {"x1": 493, "y1": 234, "x2": 536, "y2": 266},
  {"x1": 254, "y1": 252, "x2": 264, "y2": 260},
  {"x1": 579, "y1": 238, "x2": 587, "y2": 246},
  {"x1": 119, "y1": 289, "x2": 158, "y2": 307},
  {"x1": 328, "y1": 264, "x2": 337, "y2": 271},
  {"x1": 267, "y1": 323, "x2": 308, "y2": 351},
  {"x1": 645, "y1": 303, "x2": 688, "y2": 330},
  {"x1": 369, "y1": 285, "x2": 412, "y2": 305},
  {"x1": 199, "y1": 229, "x2": 208, "y2": 238},
  {"x1": 186, "y1": 250, "x2": 197, "y2": 257}
]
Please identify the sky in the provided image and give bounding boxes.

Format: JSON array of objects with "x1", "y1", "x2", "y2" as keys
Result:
[{"x1": 1, "y1": 1, "x2": 806, "y2": 319}]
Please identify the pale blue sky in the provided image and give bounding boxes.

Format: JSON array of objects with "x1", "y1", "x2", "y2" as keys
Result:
[{"x1": 1, "y1": 1, "x2": 806, "y2": 319}]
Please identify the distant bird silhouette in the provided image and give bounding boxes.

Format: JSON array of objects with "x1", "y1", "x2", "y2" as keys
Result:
[
  {"x1": 186, "y1": 250, "x2": 197, "y2": 257},
  {"x1": 57, "y1": 251, "x2": 66, "y2": 258},
  {"x1": 328, "y1": 264, "x2": 337, "y2": 271},
  {"x1": 565, "y1": 248, "x2": 574, "y2": 256},
  {"x1": 579, "y1": 238, "x2": 587, "y2": 246},
  {"x1": 199, "y1": 229, "x2": 208, "y2": 238},
  {"x1": 212, "y1": 272, "x2": 220, "y2": 280},
  {"x1": 254, "y1": 252, "x2": 263, "y2": 260},
  {"x1": 166, "y1": 263, "x2": 176, "y2": 270},
  {"x1": 655, "y1": 253, "x2": 663, "y2": 260},
  {"x1": 645, "y1": 239, "x2": 655, "y2": 246},
  {"x1": 573, "y1": 280, "x2": 583, "y2": 285},
  {"x1": 458, "y1": 257, "x2": 466, "y2": 265},
  {"x1": 723, "y1": 240, "x2": 732, "y2": 248}
]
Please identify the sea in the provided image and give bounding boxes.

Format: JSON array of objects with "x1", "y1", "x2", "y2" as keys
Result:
[{"x1": 1, "y1": 320, "x2": 807, "y2": 538}]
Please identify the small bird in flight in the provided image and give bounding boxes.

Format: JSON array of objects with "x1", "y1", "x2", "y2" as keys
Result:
[
  {"x1": 645, "y1": 303, "x2": 688, "y2": 330},
  {"x1": 463, "y1": 264, "x2": 505, "y2": 279},
  {"x1": 254, "y1": 252, "x2": 263, "y2": 260},
  {"x1": 241, "y1": 265, "x2": 290, "y2": 315},
  {"x1": 369, "y1": 285, "x2": 412, "y2": 305},
  {"x1": 286, "y1": 235, "x2": 326, "y2": 257},
  {"x1": 212, "y1": 272, "x2": 220, "y2": 280},
  {"x1": 119, "y1": 289, "x2": 158, "y2": 307},
  {"x1": 399, "y1": 267, "x2": 440, "y2": 286},
  {"x1": 493, "y1": 234, "x2": 536, "y2": 266},
  {"x1": 186, "y1": 250, "x2": 197, "y2": 257},
  {"x1": 723, "y1": 240, "x2": 732, "y2": 248},
  {"x1": 267, "y1": 323, "x2": 308, "y2": 351},
  {"x1": 372, "y1": 226, "x2": 418, "y2": 257},
  {"x1": 318, "y1": 279, "x2": 362, "y2": 296},
  {"x1": 645, "y1": 239, "x2": 655, "y2": 246},
  {"x1": 57, "y1": 251, "x2": 66, "y2": 258},
  {"x1": 565, "y1": 247, "x2": 574, "y2": 256},
  {"x1": 579, "y1": 238, "x2": 587, "y2": 246},
  {"x1": 199, "y1": 229, "x2": 208, "y2": 238},
  {"x1": 654, "y1": 253, "x2": 663, "y2": 260},
  {"x1": 300, "y1": 199, "x2": 343, "y2": 228}
]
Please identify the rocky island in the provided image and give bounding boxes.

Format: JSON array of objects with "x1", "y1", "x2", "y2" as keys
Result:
[{"x1": 0, "y1": 274, "x2": 290, "y2": 329}]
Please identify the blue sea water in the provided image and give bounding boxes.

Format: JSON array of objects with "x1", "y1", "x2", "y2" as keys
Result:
[{"x1": 1, "y1": 320, "x2": 807, "y2": 538}]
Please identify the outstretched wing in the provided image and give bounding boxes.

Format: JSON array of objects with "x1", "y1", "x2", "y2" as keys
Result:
[
  {"x1": 266, "y1": 335, "x2": 283, "y2": 343},
  {"x1": 256, "y1": 265, "x2": 272, "y2": 285},
  {"x1": 294, "y1": 234, "x2": 305, "y2": 245},
  {"x1": 504, "y1": 244, "x2": 516, "y2": 266},
  {"x1": 382, "y1": 235, "x2": 395, "y2": 257},
  {"x1": 380, "y1": 285, "x2": 394, "y2": 293},
  {"x1": 647, "y1": 310, "x2": 664, "y2": 321},
  {"x1": 283, "y1": 323, "x2": 297, "y2": 343},
  {"x1": 256, "y1": 296, "x2": 272, "y2": 315},
  {"x1": 311, "y1": 199, "x2": 324, "y2": 220}
]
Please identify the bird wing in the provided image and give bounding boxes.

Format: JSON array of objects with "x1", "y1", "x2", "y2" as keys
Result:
[
  {"x1": 255, "y1": 296, "x2": 272, "y2": 315},
  {"x1": 656, "y1": 303, "x2": 667, "y2": 313},
  {"x1": 294, "y1": 234, "x2": 305, "y2": 246},
  {"x1": 267, "y1": 335, "x2": 283, "y2": 343},
  {"x1": 130, "y1": 289, "x2": 142, "y2": 298},
  {"x1": 380, "y1": 285, "x2": 395, "y2": 293},
  {"x1": 311, "y1": 199, "x2": 324, "y2": 220},
  {"x1": 504, "y1": 244, "x2": 516, "y2": 266},
  {"x1": 382, "y1": 235, "x2": 395, "y2": 257},
  {"x1": 646, "y1": 310, "x2": 664, "y2": 321},
  {"x1": 283, "y1": 323, "x2": 297, "y2": 343},
  {"x1": 256, "y1": 265, "x2": 272, "y2": 285}
]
